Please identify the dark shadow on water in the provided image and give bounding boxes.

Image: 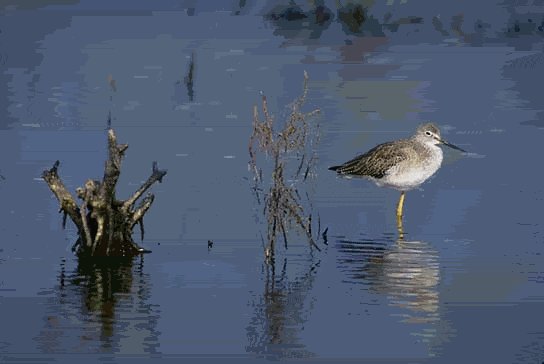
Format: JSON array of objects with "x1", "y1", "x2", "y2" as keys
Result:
[
  {"x1": 35, "y1": 256, "x2": 161, "y2": 354},
  {"x1": 246, "y1": 257, "x2": 319, "y2": 360},
  {"x1": 337, "y1": 234, "x2": 440, "y2": 325}
]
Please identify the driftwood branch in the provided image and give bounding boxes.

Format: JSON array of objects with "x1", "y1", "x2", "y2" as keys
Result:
[
  {"x1": 42, "y1": 161, "x2": 82, "y2": 229},
  {"x1": 131, "y1": 193, "x2": 155, "y2": 229},
  {"x1": 122, "y1": 162, "x2": 166, "y2": 214},
  {"x1": 100, "y1": 129, "x2": 123, "y2": 202},
  {"x1": 79, "y1": 202, "x2": 93, "y2": 248}
]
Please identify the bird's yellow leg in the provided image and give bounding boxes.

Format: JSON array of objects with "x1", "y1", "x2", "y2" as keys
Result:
[
  {"x1": 396, "y1": 191, "x2": 405, "y2": 219},
  {"x1": 396, "y1": 192, "x2": 405, "y2": 241},
  {"x1": 396, "y1": 213, "x2": 404, "y2": 241}
]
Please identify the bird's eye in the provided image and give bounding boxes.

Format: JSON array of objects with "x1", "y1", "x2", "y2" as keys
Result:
[{"x1": 425, "y1": 131, "x2": 432, "y2": 136}]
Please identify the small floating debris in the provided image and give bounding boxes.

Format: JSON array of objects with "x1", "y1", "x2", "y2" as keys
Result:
[
  {"x1": 225, "y1": 113, "x2": 238, "y2": 120},
  {"x1": 133, "y1": 75, "x2": 149, "y2": 79},
  {"x1": 175, "y1": 153, "x2": 189, "y2": 157},
  {"x1": 22, "y1": 123, "x2": 40, "y2": 128},
  {"x1": 204, "y1": 127, "x2": 214, "y2": 132},
  {"x1": 322, "y1": 227, "x2": 329, "y2": 245},
  {"x1": 223, "y1": 155, "x2": 236, "y2": 159}
]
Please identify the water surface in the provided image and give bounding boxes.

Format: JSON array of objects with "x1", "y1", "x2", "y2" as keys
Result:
[{"x1": 1, "y1": 2, "x2": 543, "y2": 363}]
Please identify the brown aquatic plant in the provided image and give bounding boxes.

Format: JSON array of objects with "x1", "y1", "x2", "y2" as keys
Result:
[
  {"x1": 42, "y1": 128, "x2": 167, "y2": 258},
  {"x1": 249, "y1": 71, "x2": 323, "y2": 262}
]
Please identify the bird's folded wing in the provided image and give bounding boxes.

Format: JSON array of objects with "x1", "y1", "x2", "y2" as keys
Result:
[{"x1": 333, "y1": 141, "x2": 409, "y2": 178}]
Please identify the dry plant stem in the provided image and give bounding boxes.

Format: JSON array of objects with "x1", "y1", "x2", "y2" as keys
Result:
[
  {"x1": 248, "y1": 104, "x2": 261, "y2": 182},
  {"x1": 283, "y1": 186, "x2": 321, "y2": 251},
  {"x1": 295, "y1": 70, "x2": 309, "y2": 108},
  {"x1": 280, "y1": 220, "x2": 288, "y2": 249},
  {"x1": 249, "y1": 71, "x2": 321, "y2": 258}
]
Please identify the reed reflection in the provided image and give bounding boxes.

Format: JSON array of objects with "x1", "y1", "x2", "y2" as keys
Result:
[{"x1": 246, "y1": 257, "x2": 319, "y2": 360}]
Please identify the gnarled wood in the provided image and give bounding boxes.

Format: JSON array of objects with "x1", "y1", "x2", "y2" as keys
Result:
[
  {"x1": 122, "y1": 162, "x2": 166, "y2": 214},
  {"x1": 42, "y1": 160, "x2": 82, "y2": 229},
  {"x1": 42, "y1": 128, "x2": 167, "y2": 258}
]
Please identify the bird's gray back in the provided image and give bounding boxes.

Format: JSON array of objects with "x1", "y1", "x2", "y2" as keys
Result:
[{"x1": 332, "y1": 138, "x2": 432, "y2": 179}]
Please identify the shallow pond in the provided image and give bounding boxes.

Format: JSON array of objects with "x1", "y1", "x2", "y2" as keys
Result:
[{"x1": 1, "y1": 2, "x2": 543, "y2": 363}]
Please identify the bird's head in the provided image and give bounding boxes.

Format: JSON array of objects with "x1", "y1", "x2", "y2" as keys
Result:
[{"x1": 416, "y1": 122, "x2": 466, "y2": 152}]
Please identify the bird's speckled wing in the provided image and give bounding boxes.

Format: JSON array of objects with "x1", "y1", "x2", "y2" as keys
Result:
[{"x1": 330, "y1": 140, "x2": 411, "y2": 178}]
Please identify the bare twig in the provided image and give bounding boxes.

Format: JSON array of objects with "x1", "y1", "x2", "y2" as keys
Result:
[
  {"x1": 139, "y1": 218, "x2": 145, "y2": 242},
  {"x1": 61, "y1": 210, "x2": 67, "y2": 230},
  {"x1": 280, "y1": 220, "x2": 288, "y2": 249}
]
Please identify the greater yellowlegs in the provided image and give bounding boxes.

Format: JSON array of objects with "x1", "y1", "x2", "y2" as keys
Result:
[{"x1": 329, "y1": 123, "x2": 465, "y2": 220}]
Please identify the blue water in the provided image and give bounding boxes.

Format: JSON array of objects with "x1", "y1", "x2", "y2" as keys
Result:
[{"x1": 1, "y1": 2, "x2": 543, "y2": 363}]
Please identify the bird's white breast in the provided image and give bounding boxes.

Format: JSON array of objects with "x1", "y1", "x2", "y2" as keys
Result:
[{"x1": 378, "y1": 145, "x2": 443, "y2": 191}]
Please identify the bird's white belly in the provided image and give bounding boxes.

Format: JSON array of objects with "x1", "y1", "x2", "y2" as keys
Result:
[{"x1": 377, "y1": 149, "x2": 443, "y2": 191}]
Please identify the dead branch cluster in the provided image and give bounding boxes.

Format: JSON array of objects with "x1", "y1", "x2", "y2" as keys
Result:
[
  {"x1": 42, "y1": 129, "x2": 166, "y2": 257},
  {"x1": 248, "y1": 71, "x2": 324, "y2": 261}
]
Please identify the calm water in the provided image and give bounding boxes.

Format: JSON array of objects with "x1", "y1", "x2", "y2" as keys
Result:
[{"x1": 1, "y1": 2, "x2": 543, "y2": 363}]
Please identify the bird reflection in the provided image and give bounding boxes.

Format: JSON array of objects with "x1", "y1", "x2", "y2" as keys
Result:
[
  {"x1": 337, "y1": 234, "x2": 440, "y2": 325},
  {"x1": 35, "y1": 257, "x2": 160, "y2": 354}
]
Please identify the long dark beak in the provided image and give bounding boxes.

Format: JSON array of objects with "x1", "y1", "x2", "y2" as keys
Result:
[{"x1": 440, "y1": 138, "x2": 466, "y2": 153}]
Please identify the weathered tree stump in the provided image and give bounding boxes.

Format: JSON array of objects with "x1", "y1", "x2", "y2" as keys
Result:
[{"x1": 42, "y1": 128, "x2": 167, "y2": 257}]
